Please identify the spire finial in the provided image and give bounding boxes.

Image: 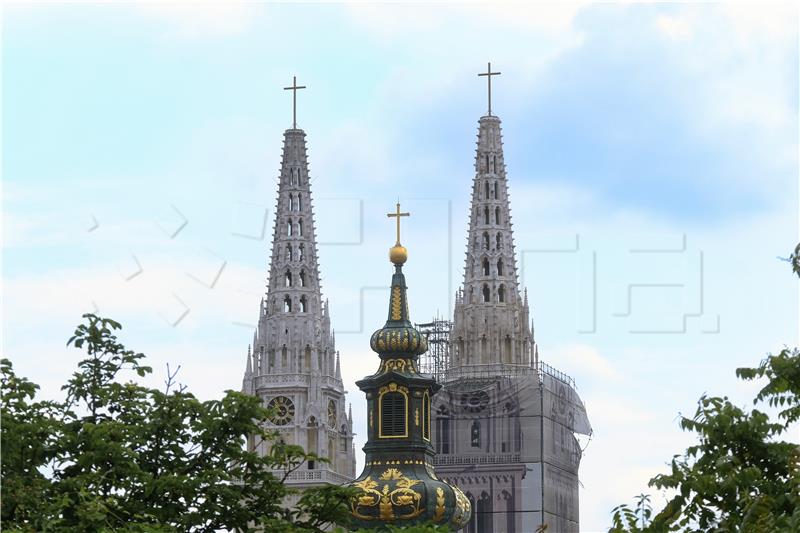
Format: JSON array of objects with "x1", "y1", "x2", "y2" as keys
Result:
[
  {"x1": 283, "y1": 75, "x2": 307, "y2": 129},
  {"x1": 386, "y1": 202, "x2": 410, "y2": 265},
  {"x1": 477, "y1": 62, "x2": 501, "y2": 116}
]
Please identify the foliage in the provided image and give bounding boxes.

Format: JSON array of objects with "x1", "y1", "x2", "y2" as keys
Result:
[
  {"x1": 1, "y1": 314, "x2": 358, "y2": 532},
  {"x1": 608, "y1": 246, "x2": 800, "y2": 532}
]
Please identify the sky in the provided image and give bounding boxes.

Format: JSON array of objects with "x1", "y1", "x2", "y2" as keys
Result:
[{"x1": 2, "y1": 1, "x2": 799, "y2": 531}]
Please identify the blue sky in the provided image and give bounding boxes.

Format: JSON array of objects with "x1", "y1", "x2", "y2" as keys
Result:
[{"x1": 3, "y1": 2, "x2": 798, "y2": 531}]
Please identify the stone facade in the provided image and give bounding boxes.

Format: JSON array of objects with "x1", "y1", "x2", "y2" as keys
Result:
[
  {"x1": 432, "y1": 114, "x2": 591, "y2": 533},
  {"x1": 242, "y1": 127, "x2": 356, "y2": 488}
]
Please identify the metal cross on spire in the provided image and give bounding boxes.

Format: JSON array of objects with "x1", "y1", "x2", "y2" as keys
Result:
[
  {"x1": 478, "y1": 62, "x2": 501, "y2": 116},
  {"x1": 387, "y1": 202, "x2": 410, "y2": 245},
  {"x1": 283, "y1": 75, "x2": 307, "y2": 129}
]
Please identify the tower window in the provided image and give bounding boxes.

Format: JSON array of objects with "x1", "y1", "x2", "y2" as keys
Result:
[
  {"x1": 484, "y1": 181, "x2": 489, "y2": 199},
  {"x1": 297, "y1": 193, "x2": 302, "y2": 211},
  {"x1": 482, "y1": 232, "x2": 490, "y2": 250},
  {"x1": 498, "y1": 284, "x2": 506, "y2": 302},
  {"x1": 299, "y1": 244, "x2": 305, "y2": 260},
  {"x1": 495, "y1": 207, "x2": 501, "y2": 225},
  {"x1": 485, "y1": 154, "x2": 489, "y2": 172},
  {"x1": 471, "y1": 420, "x2": 481, "y2": 447},
  {"x1": 289, "y1": 193, "x2": 295, "y2": 211},
  {"x1": 300, "y1": 296, "x2": 308, "y2": 313},
  {"x1": 482, "y1": 258, "x2": 490, "y2": 276},
  {"x1": 484, "y1": 207, "x2": 489, "y2": 225},
  {"x1": 283, "y1": 296, "x2": 292, "y2": 313},
  {"x1": 497, "y1": 259, "x2": 504, "y2": 276},
  {"x1": 379, "y1": 390, "x2": 407, "y2": 438},
  {"x1": 285, "y1": 270, "x2": 292, "y2": 287},
  {"x1": 287, "y1": 219, "x2": 293, "y2": 236},
  {"x1": 299, "y1": 270, "x2": 306, "y2": 287},
  {"x1": 493, "y1": 181, "x2": 498, "y2": 198},
  {"x1": 286, "y1": 246, "x2": 292, "y2": 262},
  {"x1": 496, "y1": 233, "x2": 502, "y2": 249},
  {"x1": 422, "y1": 391, "x2": 431, "y2": 441},
  {"x1": 298, "y1": 219, "x2": 304, "y2": 237},
  {"x1": 482, "y1": 285, "x2": 490, "y2": 302}
]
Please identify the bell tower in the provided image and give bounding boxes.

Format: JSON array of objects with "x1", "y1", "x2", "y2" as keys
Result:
[
  {"x1": 242, "y1": 77, "x2": 355, "y2": 488},
  {"x1": 345, "y1": 204, "x2": 472, "y2": 530}
]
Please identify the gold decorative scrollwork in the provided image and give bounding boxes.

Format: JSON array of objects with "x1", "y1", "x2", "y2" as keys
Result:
[
  {"x1": 452, "y1": 485, "x2": 471, "y2": 527},
  {"x1": 379, "y1": 382, "x2": 409, "y2": 395},
  {"x1": 379, "y1": 358, "x2": 418, "y2": 374},
  {"x1": 433, "y1": 487, "x2": 445, "y2": 523},
  {"x1": 351, "y1": 468, "x2": 424, "y2": 522}
]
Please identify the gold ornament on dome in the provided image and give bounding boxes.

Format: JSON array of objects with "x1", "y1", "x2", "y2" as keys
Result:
[
  {"x1": 351, "y1": 468, "x2": 424, "y2": 522},
  {"x1": 391, "y1": 286, "x2": 402, "y2": 320},
  {"x1": 433, "y1": 487, "x2": 446, "y2": 523}
]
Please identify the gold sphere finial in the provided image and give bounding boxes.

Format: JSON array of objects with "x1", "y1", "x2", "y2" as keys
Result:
[{"x1": 389, "y1": 244, "x2": 408, "y2": 265}]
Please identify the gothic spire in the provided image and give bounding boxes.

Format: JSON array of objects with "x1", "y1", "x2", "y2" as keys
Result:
[{"x1": 450, "y1": 68, "x2": 532, "y2": 369}]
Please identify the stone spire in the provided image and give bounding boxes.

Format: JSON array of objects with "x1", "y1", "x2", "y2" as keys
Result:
[
  {"x1": 450, "y1": 113, "x2": 532, "y2": 368},
  {"x1": 241, "y1": 95, "x2": 355, "y2": 484}
]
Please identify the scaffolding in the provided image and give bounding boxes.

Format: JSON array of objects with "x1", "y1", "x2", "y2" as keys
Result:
[{"x1": 415, "y1": 316, "x2": 452, "y2": 382}]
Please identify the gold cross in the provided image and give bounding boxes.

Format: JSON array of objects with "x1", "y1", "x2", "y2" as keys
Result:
[
  {"x1": 478, "y1": 62, "x2": 501, "y2": 116},
  {"x1": 283, "y1": 75, "x2": 307, "y2": 129},
  {"x1": 387, "y1": 202, "x2": 410, "y2": 245}
]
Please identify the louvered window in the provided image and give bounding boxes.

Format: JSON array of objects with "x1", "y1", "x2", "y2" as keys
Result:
[{"x1": 380, "y1": 392, "x2": 406, "y2": 437}]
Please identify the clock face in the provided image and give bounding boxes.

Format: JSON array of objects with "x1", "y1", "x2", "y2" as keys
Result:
[
  {"x1": 268, "y1": 396, "x2": 295, "y2": 426},
  {"x1": 462, "y1": 391, "x2": 490, "y2": 413},
  {"x1": 327, "y1": 399, "x2": 337, "y2": 428}
]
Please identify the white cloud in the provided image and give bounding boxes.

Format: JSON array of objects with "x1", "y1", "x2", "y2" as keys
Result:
[
  {"x1": 551, "y1": 343, "x2": 622, "y2": 382},
  {"x1": 656, "y1": 14, "x2": 693, "y2": 40},
  {"x1": 135, "y1": 1, "x2": 259, "y2": 39}
]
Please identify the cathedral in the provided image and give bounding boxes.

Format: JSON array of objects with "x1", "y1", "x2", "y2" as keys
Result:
[
  {"x1": 240, "y1": 77, "x2": 356, "y2": 490},
  {"x1": 241, "y1": 68, "x2": 591, "y2": 532}
]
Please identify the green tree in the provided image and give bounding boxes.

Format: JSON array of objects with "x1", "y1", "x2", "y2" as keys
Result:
[
  {"x1": 609, "y1": 248, "x2": 800, "y2": 532},
  {"x1": 1, "y1": 314, "x2": 358, "y2": 532}
]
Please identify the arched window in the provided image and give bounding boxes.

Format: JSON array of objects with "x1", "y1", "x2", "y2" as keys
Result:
[
  {"x1": 307, "y1": 417, "x2": 317, "y2": 468},
  {"x1": 495, "y1": 207, "x2": 501, "y2": 225},
  {"x1": 422, "y1": 391, "x2": 431, "y2": 441},
  {"x1": 299, "y1": 244, "x2": 305, "y2": 260},
  {"x1": 493, "y1": 181, "x2": 498, "y2": 198},
  {"x1": 496, "y1": 233, "x2": 502, "y2": 249},
  {"x1": 299, "y1": 270, "x2": 306, "y2": 287},
  {"x1": 379, "y1": 389, "x2": 407, "y2": 438},
  {"x1": 298, "y1": 219, "x2": 304, "y2": 236},
  {"x1": 471, "y1": 420, "x2": 481, "y2": 447},
  {"x1": 478, "y1": 493, "x2": 492, "y2": 532},
  {"x1": 498, "y1": 284, "x2": 506, "y2": 302},
  {"x1": 485, "y1": 154, "x2": 489, "y2": 172},
  {"x1": 482, "y1": 285, "x2": 490, "y2": 302},
  {"x1": 300, "y1": 296, "x2": 308, "y2": 313},
  {"x1": 482, "y1": 232, "x2": 490, "y2": 250},
  {"x1": 287, "y1": 219, "x2": 293, "y2": 236},
  {"x1": 297, "y1": 193, "x2": 302, "y2": 211},
  {"x1": 483, "y1": 206, "x2": 489, "y2": 224},
  {"x1": 285, "y1": 246, "x2": 292, "y2": 262},
  {"x1": 289, "y1": 193, "x2": 295, "y2": 211},
  {"x1": 497, "y1": 259, "x2": 504, "y2": 276},
  {"x1": 467, "y1": 493, "x2": 477, "y2": 533},
  {"x1": 482, "y1": 258, "x2": 490, "y2": 276},
  {"x1": 283, "y1": 296, "x2": 292, "y2": 312},
  {"x1": 484, "y1": 181, "x2": 489, "y2": 199},
  {"x1": 290, "y1": 169, "x2": 296, "y2": 186},
  {"x1": 436, "y1": 407, "x2": 450, "y2": 454},
  {"x1": 268, "y1": 350, "x2": 275, "y2": 372},
  {"x1": 468, "y1": 287, "x2": 474, "y2": 304},
  {"x1": 285, "y1": 270, "x2": 292, "y2": 287}
]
